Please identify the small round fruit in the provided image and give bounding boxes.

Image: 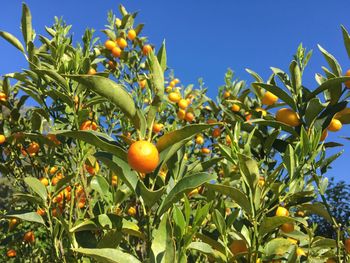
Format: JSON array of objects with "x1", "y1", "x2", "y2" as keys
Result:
[
  {"x1": 111, "y1": 46, "x2": 122, "y2": 57},
  {"x1": 225, "y1": 134, "x2": 232, "y2": 145},
  {"x1": 27, "y1": 142, "x2": 40, "y2": 155},
  {"x1": 223, "y1": 91, "x2": 230, "y2": 99},
  {"x1": 178, "y1": 99, "x2": 189, "y2": 109},
  {"x1": 127, "y1": 29, "x2": 137, "y2": 41},
  {"x1": 40, "y1": 177, "x2": 49, "y2": 186},
  {"x1": 87, "y1": 68, "x2": 96, "y2": 75},
  {"x1": 229, "y1": 240, "x2": 248, "y2": 255},
  {"x1": 128, "y1": 206, "x2": 137, "y2": 216},
  {"x1": 49, "y1": 166, "x2": 58, "y2": 175},
  {"x1": 0, "y1": 92, "x2": 7, "y2": 102},
  {"x1": 37, "y1": 207, "x2": 45, "y2": 216},
  {"x1": 152, "y1": 123, "x2": 163, "y2": 133},
  {"x1": 173, "y1": 78, "x2": 180, "y2": 84},
  {"x1": 281, "y1": 222, "x2": 294, "y2": 233},
  {"x1": 231, "y1": 104, "x2": 240, "y2": 112},
  {"x1": 115, "y1": 18, "x2": 122, "y2": 27},
  {"x1": 6, "y1": 249, "x2": 16, "y2": 258},
  {"x1": 23, "y1": 231, "x2": 35, "y2": 243},
  {"x1": 85, "y1": 161, "x2": 99, "y2": 175},
  {"x1": 185, "y1": 112, "x2": 194, "y2": 122},
  {"x1": 127, "y1": 141, "x2": 159, "y2": 173},
  {"x1": 139, "y1": 79, "x2": 147, "y2": 89},
  {"x1": 345, "y1": 69, "x2": 350, "y2": 88},
  {"x1": 276, "y1": 108, "x2": 301, "y2": 127},
  {"x1": 142, "y1": 44, "x2": 152, "y2": 56},
  {"x1": 327, "y1": 119, "x2": 342, "y2": 132},
  {"x1": 345, "y1": 238, "x2": 350, "y2": 254},
  {"x1": 169, "y1": 80, "x2": 176, "y2": 87},
  {"x1": 276, "y1": 206, "x2": 289, "y2": 217},
  {"x1": 80, "y1": 120, "x2": 98, "y2": 131},
  {"x1": 105, "y1": 40, "x2": 117, "y2": 50},
  {"x1": 177, "y1": 109, "x2": 186, "y2": 120},
  {"x1": 201, "y1": 148, "x2": 211, "y2": 154},
  {"x1": 212, "y1": 128, "x2": 221, "y2": 138},
  {"x1": 195, "y1": 135, "x2": 204, "y2": 145},
  {"x1": 168, "y1": 92, "x2": 181, "y2": 103},
  {"x1": 326, "y1": 259, "x2": 336, "y2": 263},
  {"x1": 258, "y1": 176, "x2": 265, "y2": 187},
  {"x1": 116, "y1": 37, "x2": 127, "y2": 49},
  {"x1": 261, "y1": 91, "x2": 278, "y2": 105},
  {"x1": 0, "y1": 134, "x2": 6, "y2": 145}
]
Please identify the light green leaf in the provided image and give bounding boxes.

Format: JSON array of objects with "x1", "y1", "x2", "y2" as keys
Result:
[
  {"x1": 24, "y1": 177, "x2": 47, "y2": 201},
  {"x1": 73, "y1": 248, "x2": 141, "y2": 263},
  {"x1": 4, "y1": 212, "x2": 45, "y2": 225},
  {"x1": 0, "y1": 31, "x2": 25, "y2": 53}
]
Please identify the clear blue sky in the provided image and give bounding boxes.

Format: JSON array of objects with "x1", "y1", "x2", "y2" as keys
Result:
[{"x1": 1, "y1": 1, "x2": 349, "y2": 183}]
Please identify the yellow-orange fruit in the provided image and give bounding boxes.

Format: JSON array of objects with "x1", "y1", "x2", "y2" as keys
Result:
[
  {"x1": 231, "y1": 104, "x2": 240, "y2": 112},
  {"x1": 85, "y1": 161, "x2": 99, "y2": 175},
  {"x1": 212, "y1": 128, "x2": 221, "y2": 138},
  {"x1": 276, "y1": 108, "x2": 301, "y2": 127},
  {"x1": 223, "y1": 91, "x2": 230, "y2": 99},
  {"x1": 87, "y1": 68, "x2": 96, "y2": 75},
  {"x1": 111, "y1": 46, "x2": 122, "y2": 57},
  {"x1": 320, "y1": 129, "x2": 328, "y2": 141},
  {"x1": 27, "y1": 142, "x2": 40, "y2": 156},
  {"x1": 225, "y1": 134, "x2": 232, "y2": 145},
  {"x1": 168, "y1": 92, "x2": 181, "y2": 103},
  {"x1": 327, "y1": 119, "x2": 342, "y2": 132},
  {"x1": 37, "y1": 207, "x2": 45, "y2": 216},
  {"x1": 128, "y1": 206, "x2": 137, "y2": 216},
  {"x1": 188, "y1": 188, "x2": 199, "y2": 197},
  {"x1": 178, "y1": 99, "x2": 189, "y2": 109},
  {"x1": 276, "y1": 206, "x2": 289, "y2": 217},
  {"x1": 105, "y1": 40, "x2": 116, "y2": 50},
  {"x1": 281, "y1": 222, "x2": 294, "y2": 233},
  {"x1": 0, "y1": 134, "x2": 6, "y2": 145},
  {"x1": 345, "y1": 238, "x2": 350, "y2": 254},
  {"x1": 261, "y1": 91, "x2": 278, "y2": 105},
  {"x1": 80, "y1": 120, "x2": 98, "y2": 131},
  {"x1": 49, "y1": 166, "x2": 58, "y2": 175},
  {"x1": 127, "y1": 141, "x2": 159, "y2": 173},
  {"x1": 177, "y1": 109, "x2": 186, "y2": 120},
  {"x1": 296, "y1": 247, "x2": 306, "y2": 257},
  {"x1": 142, "y1": 44, "x2": 152, "y2": 56},
  {"x1": 6, "y1": 249, "x2": 16, "y2": 258},
  {"x1": 255, "y1": 107, "x2": 267, "y2": 117},
  {"x1": 127, "y1": 29, "x2": 137, "y2": 41},
  {"x1": 23, "y1": 231, "x2": 35, "y2": 243},
  {"x1": 40, "y1": 177, "x2": 49, "y2": 186},
  {"x1": 139, "y1": 79, "x2": 147, "y2": 89},
  {"x1": 201, "y1": 148, "x2": 211, "y2": 154},
  {"x1": 0, "y1": 92, "x2": 7, "y2": 102},
  {"x1": 152, "y1": 123, "x2": 164, "y2": 133},
  {"x1": 185, "y1": 112, "x2": 194, "y2": 123},
  {"x1": 116, "y1": 37, "x2": 127, "y2": 49},
  {"x1": 345, "y1": 69, "x2": 350, "y2": 88},
  {"x1": 258, "y1": 176, "x2": 265, "y2": 187},
  {"x1": 195, "y1": 135, "x2": 204, "y2": 145},
  {"x1": 229, "y1": 240, "x2": 248, "y2": 255}
]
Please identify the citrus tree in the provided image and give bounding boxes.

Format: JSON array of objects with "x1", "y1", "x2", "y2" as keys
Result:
[{"x1": 1, "y1": 3, "x2": 350, "y2": 263}]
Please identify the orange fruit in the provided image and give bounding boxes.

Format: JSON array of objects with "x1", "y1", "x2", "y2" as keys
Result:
[
  {"x1": 9, "y1": 218, "x2": 18, "y2": 230},
  {"x1": 276, "y1": 108, "x2": 301, "y2": 127},
  {"x1": 127, "y1": 29, "x2": 137, "y2": 41},
  {"x1": 49, "y1": 166, "x2": 58, "y2": 175},
  {"x1": 201, "y1": 148, "x2": 211, "y2": 154},
  {"x1": 326, "y1": 259, "x2": 336, "y2": 263},
  {"x1": 223, "y1": 91, "x2": 230, "y2": 99},
  {"x1": 142, "y1": 44, "x2": 152, "y2": 56},
  {"x1": 23, "y1": 231, "x2": 35, "y2": 243},
  {"x1": 88, "y1": 68, "x2": 96, "y2": 75},
  {"x1": 169, "y1": 80, "x2": 176, "y2": 87},
  {"x1": 261, "y1": 91, "x2": 278, "y2": 105},
  {"x1": 47, "y1": 134, "x2": 60, "y2": 145},
  {"x1": 276, "y1": 206, "x2": 289, "y2": 216},
  {"x1": 6, "y1": 249, "x2": 16, "y2": 258},
  {"x1": 281, "y1": 222, "x2": 294, "y2": 233},
  {"x1": 345, "y1": 238, "x2": 350, "y2": 254},
  {"x1": 327, "y1": 119, "x2": 342, "y2": 132},
  {"x1": 27, "y1": 142, "x2": 40, "y2": 155},
  {"x1": 112, "y1": 175, "x2": 118, "y2": 186},
  {"x1": 258, "y1": 176, "x2": 265, "y2": 187},
  {"x1": 195, "y1": 135, "x2": 204, "y2": 145},
  {"x1": 229, "y1": 240, "x2": 248, "y2": 255},
  {"x1": 185, "y1": 112, "x2": 194, "y2": 122},
  {"x1": 80, "y1": 120, "x2": 98, "y2": 131},
  {"x1": 128, "y1": 206, "x2": 137, "y2": 216},
  {"x1": 85, "y1": 161, "x2": 99, "y2": 175},
  {"x1": 0, "y1": 134, "x2": 6, "y2": 144},
  {"x1": 178, "y1": 99, "x2": 189, "y2": 109},
  {"x1": 139, "y1": 79, "x2": 147, "y2": 89},
  {"x1": 40, "y1": 177, "x2": 49, "y2": 186},
  {"x1": 245, "y1": 113, "x2": 252, "y2": 122},
  {"x1": 231, "y1": 104, "x2": 240, "y2": 112},
  {"x1": 111, "y1": 46, "x2": 122, "y2": 57},
  {"x1": 207, "y1": 119, "x2": 217, "y2": 124},
  {"x1": 152, "y1": 123, "x2": 164, "y2": 133},
  {"x1": 107, "y1": 60, "x2": 116, "y2": 69},
  {"x1": 225, "y1": 134, "x2": 232, "y2": 145},
  {"x1": 127, "y1": 141, "x2": 159, "y2": 173},
  {"x1": 212, "y1": 128, "x2": 221, "y2": 138},
  {"x1": 345, "y1": 69, "x2": 350, "y2": 88},
  {"x1": 177, "y1": 109, "x2": 186, "y2": 120},
  {"x1": 105, "y1": 40, "x2": 116, "y2": 50},
  {"x1": 168, "y1": 92, "x2": 181, "y2": 103},
  {"x1": 77, "y1": 199, "x2": 86, "y2": 209},
  {"x1": 0, "y1": 92, "x2": 7, "y2": 102},
  {"x1": 320, "y1": 129, "x2": 328, "y2": 141},
  {"x1": 37, "y1": 207, "x2": 45, "y2": 216},
  {"x1": 116, "y1": 37, "x2": 127, "y2": 49},
  {"x1": 173, "y1": 78, "x2": 180, "y2": 84}
]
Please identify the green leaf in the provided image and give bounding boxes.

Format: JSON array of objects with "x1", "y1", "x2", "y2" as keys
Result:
[
  {"x1": 212, "y1": 209, "x2": 226, "y2": 235},
  {"x1": 205, "y1": 184, "x2": 251, "y2": 214},
  {"x1": 318, "y1": 44, "x2": 342, "y2": 76},
  {"x1": 70, "y1": 214, "x2": 122, "y2": 232},
  {"x1": 308, "y1": 76, "x2": 350, "y2": 99},
  {"x1": 90, "y1": 176, "x2": 112, "y2": 204},
  {"x1": 73, "y1": 248, "x2": 141, "y2": 263},
  {"x1": 238, "y1": 154, "x2": 259, "y2": 192},
  {"x1": 35, "y1": 69, "x2": 69, "y2": 90},
  {"x1": 55, "y1": 130, "x2": 127, "y2": 161},
  {"x1": 21, "y1": 3, "x2": 32, "y2": 47},
  {"x1": 157, "y1": 172, "x2": 216, "y2": 215},
  {"x1": 4, "y1": 212, "x2": 45, "y2": 225},
  {"x1": 264, "y1": 238, "x2": 294, "y2": 257},
  {"x1": 249, "y1": 119, "x2": 299, "y2": 137},
  {"x1": 283, "y1": 145, "x2": 295, "y2": 179},
  {"x1": 252, "y1": 82, "x2": 297, "y2": 111},
  {"x1": 299, "y1": 203, "x2": 332, "y2": 222},
  {"x1": 151, "y1": 213, "x2": 176, "y2": 263},
  {"x1": 305, "y1": 98, "x2": 327, "y2": 126},
  {"x1": 0, "y1": 31, "x2": 25, "y2": 53},
  {"x1": 97, "y1": 230, "x2": 122, "y2": 248},
  {"x1": 259, "y1": 216, "x2": 294, "y2": 236},
  {"x1": 24, "y1": 177, "x2": 47, "y2": 201},
  {"x1": 172, "y1": 206, "x2": 186, "y2": 239},
  {"x1": 341, "y1": 25, "x2": 350, "y2": 59},
  {"x1": 157, "y1": 40, "x2": 167, "y2": 72},
  {"x1": 136, "y1": 181, "x2": 165, "y2": 207},
  {"x1": 289, "y1": 61, "x2": 301, "y2": 94},
  {"x1": 156, "y1": 124, "x2": 214, "y2": 152},
  {"x1": 188, "y1": 157, "x2": 224, "y2": 174}
]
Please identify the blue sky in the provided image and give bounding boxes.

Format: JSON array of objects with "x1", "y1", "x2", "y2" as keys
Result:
[{"x1": 1, "y1": 1, "x2": 350, "y2": 183}]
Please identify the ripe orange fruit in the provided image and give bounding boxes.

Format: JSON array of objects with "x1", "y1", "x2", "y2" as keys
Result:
[
  {"x1": 195, "y1": 135, "x2": 204, "y2": 145},
  {"x1": 225, "y1": 134, "x2": 232, "y2": 145},
  {"x1": 345, "y1": 69, "x2": 350, "y2": 88},
  {"x1": 173, "y1": 78, "x2": 180, "y2": 84},
  {"x1": 111, "y1": 46, "x2": 122, "y2": 57},
  {"x1": 9, "y1": 218, "x2": 18, "y2": 230},
  {"x1": 49, "y1": 166, "x2": 58, "y2": 175},
  {"x1": 229, "y1": 240, "x2": 248, "y2": 255},
  {"x1": 112, "y1": 175, "x2": 118, "y2": 186},
  {"x1": 6, "y1": 249, "x2": 16, "y2": 258},
  {"x1": 47, "y1": 134, "x2": 60, "y2": 145},
  {"x1": 327, "y1": 118, "x2": 342, "y2": 132},
  {"x1": 276, "y1": 108, "x2": 301, "y2": 127},
  {"x1": 139, "y1": 79, "x2": 147, "y2": 89},
  {"x1": 27, "y1": 142, "x2": 40, "y2": 156},
  {"x1": 116, "y1": 37, "x2": 127, "y2": 49},
  {"x1": 152, "y1": 123, "x2": 164, "y2": 133},
  {"x1": 80, "y1": 120, "x2": 98, "y2": 131},
  {"x1": 177, "y1": 109, "x2": 186, "y2": 120},
  {"x1": 261, "y1": 91, "x2": 278, "y2": 105},
  {"x1": 127, "y1": 141, "x2": 159, "y2": 173},
  {"x1": 85, "y1": 161, "x2": 99, "y2": 175},
  {"x1": 37, "y1": 207, "x2": 45, "y2": 216},
  {"x1": 201, "y1": 148, "x2": 211, "y2": 154},
  {"x1": 258, "y1": 176, "x2": 265, "y2": 187},
  {"x1": 77, "y1": 199, "x2": 86, "y2": 209},
  {"x1": 107, "y1": 60, "x2": 116, "y2": 69},
  {"x1": 127, "y1": 29, "x2": 137, "y2": 41},
  {"x1": 40, "y1": 177, "x2": 49, "y2": 186},
  {"x1": 0, "y1": 134, "x2": 6, "y2": 145},
  {"x1": 223, "y1": 91, "x2": 230, "y2": 99},
  {"x1": 276, "y1": 206, "x2": 289, "y2": 217},
  {"x1": 128, "y1": 206, "x2": 137, "y2": 216},
  {"x1": 168, "y1": 92, "x2": 181, "y2": 103},
  {"x1": 185, "y1": 112, "x2": 194, "y2": 122},
  {"x1": 142, "y1": 44, "x2": 152, "y2": 56},
  {"x1": 23, "y1": 231, "x2": 35, "y2": 243},
  {"x1": 281, "y1": 222, "x2": 294, "y2": 233},
  {"x1": 345, "y1": 238, "x2": 350, "y2": 254},
  {"x1": 0, "y1": 92, "x2": 7, "y2": 102},
  {"x1": 169, "y1": 80, "x2": 176, "y2": 87},
  {"x1": 231, "y1": 104, "x2": 240, "y2": 112},
  {"x1": 245, "y1": 113, "x2": 252, "y2": 122},
  {"x1": 212, "y1": 128, "x2": 221, "y2": 138},
  {"x1": 320, "y1": 129, "x2": 328, "y2": 141},
  {"x1": 87, "y1": 68, "x2": 96, "y2": 75},
  {"x1": 105, "y1": 40, "x2": 116, "y2": 50},
  {"x1": 178, "y1": 99, "x2": 189, "y2": 109}
]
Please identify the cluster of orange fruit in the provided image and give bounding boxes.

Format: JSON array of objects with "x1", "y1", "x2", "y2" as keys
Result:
[{"x1": 6, "y1": 229, "x2": 35, "y2": 258}]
